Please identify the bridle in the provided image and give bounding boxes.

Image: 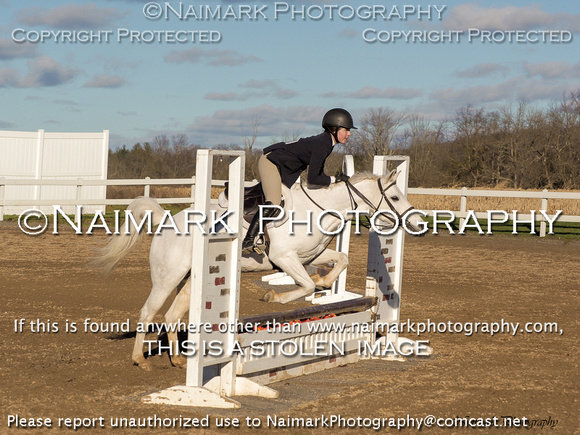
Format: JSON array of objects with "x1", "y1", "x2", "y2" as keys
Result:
[
  {"x1": 346, "y1": 178, "x2": 415, "y2": 226},
  {"x1": 300, "y1": 176, "x2": 415, "y2": 227}
]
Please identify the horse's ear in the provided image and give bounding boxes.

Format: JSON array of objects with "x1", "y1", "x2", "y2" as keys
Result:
[{"x1": 385, "y1": 169, "x2": 400, "y2": 183}]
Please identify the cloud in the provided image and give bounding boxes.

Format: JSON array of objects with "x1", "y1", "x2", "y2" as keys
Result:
[
  {"x1": 456, "y1": 63, "x2": 510, "y2": 78},
  {"x1": 0, "y1": 119, "x2": 15, "y2": 129},
  {"x1": 165, "y1": 47, "x2": 261, "y2": 66},
  {"x1": 83, "y1": 74, "x2": 127, "y2": 88},
  {"x1": 523, "y1": 61, "x2": 580, "y2": 80},
  {"x1": 0, "y1": 38, "x2": 37, "y2": 60},
  {"x1": 17, "y1": 56, "x2": 78, "y2": 87},
  {"x1": 339, "y1": 28, "x2": 358, "y2": 38},
  {"x1": 205, "y1": 92, "x2": 248, "y2": 101},
  {"x1": 186, "y1": 104, "x2": 326, "y2": 145},
  {"x1": 514, "y1": 80, "x2": 572, "y2": 101},
  {"x1": 17, "y1": 3, "x2": 127, "y2": 29},
  {"x1": 323, "y1": 86, "x2": 422, "y2": 100},
  {"x1": 427, "y1": 76, "x2": 577, "y2": 112},
  {"x1": 240, "y1": 79, "x2": 298, "y2": 99},
  {"x1": 204, "y1": 79, "x2": 298, "y2": 101},
  {"x1": 444, "y1": 4, "x2": 580, "y2": 32},
  {"x1": 429, "y1": 79, "x2": 521, "y2": 108},
  {"x1": 116, "y1": 110, "x2": 137, "y2": 117},
  {"x1": 53, "y1": 99, "x2": 80, "y2": 106},
  {"x1": 0, "y1": 68, "x2": 18, "y2": 87}
]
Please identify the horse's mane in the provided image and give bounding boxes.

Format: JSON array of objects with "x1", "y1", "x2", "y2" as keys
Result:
[
  {"x1": 348, "y1": 172, "x2": 380, "y2": 185},
  {"x1": 290, "y1": 172, "x2": 380, "y2": 192}
]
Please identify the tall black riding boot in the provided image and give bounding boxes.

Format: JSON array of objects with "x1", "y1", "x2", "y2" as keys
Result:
[
  {"x1": 241, "y1": 212, "x2": 262, "y2": 255},
  {"x1": 241, "y1": 202, "x2": 281, "y2": 255}
]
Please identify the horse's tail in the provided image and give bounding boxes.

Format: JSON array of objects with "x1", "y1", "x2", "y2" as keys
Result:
[{"x1": 90, "y1": 196, "x2": 166, "y2": 276}]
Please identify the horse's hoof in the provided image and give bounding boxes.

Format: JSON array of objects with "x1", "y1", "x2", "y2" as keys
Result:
[
  {"x1": 134, "y1": 360, "x2": 153, "y2": 371},
  {"x1": 171, "y1": 356, "x2": 187, "y2": 369},
  {"x1": 261, "y1": 290, "x2": 276, "y2": 302},
  {"x1": 309, "y1": 273, "x2": 324, "y2": 286}
]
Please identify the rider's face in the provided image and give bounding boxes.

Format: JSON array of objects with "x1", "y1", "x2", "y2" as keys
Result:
[{"x1": 336, "y1": 127, "x2": 351, "y2": 144}]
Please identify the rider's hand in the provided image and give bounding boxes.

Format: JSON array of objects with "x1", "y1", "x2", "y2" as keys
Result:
[{"x1": 335, "y1": 173, "x2": 350, "y2": 183}]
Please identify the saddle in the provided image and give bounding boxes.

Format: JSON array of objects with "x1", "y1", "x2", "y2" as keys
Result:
[{"x1": 221, "y1": 182, "x2": 266, "y2": 223}]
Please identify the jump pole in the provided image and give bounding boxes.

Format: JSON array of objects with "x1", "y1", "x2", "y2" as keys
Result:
[{"x1": 364, "y1": 156, "x2": 429, "y2": 358}]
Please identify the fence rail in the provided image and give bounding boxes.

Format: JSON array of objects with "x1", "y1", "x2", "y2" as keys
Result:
[
  {"x1": 407, "y1": 187, "x2": 580, "y2": 237},
  {"x1": 0, "y1": 177, "x2": 250, "y2": 219},
  {"x1": 1, "y1": 177, "x2": 579, "y2": 237}
]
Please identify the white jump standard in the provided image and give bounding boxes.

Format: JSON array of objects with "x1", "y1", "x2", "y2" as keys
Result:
[{"x1": 142, "y1": 151, "x2": 430, "y2": 408}]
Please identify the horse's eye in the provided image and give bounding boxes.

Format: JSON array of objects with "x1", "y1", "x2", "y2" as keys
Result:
[{"x1": 391, "y1": 196, "x2": 399, "y2": 201}]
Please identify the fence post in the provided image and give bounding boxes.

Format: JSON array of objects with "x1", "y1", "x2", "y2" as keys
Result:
[
  {"x1": 459, "y1": 187, "x2": 467, "y2": 227},
  {"x1": 0, "y1": 177, "x2": 5, "y2": 221},
  {"x1": 540, "y1": 189, "x2": 548, "y2": 237},
  {"x1": 144, "y1": 177, "x2": 151, "y2": 197},
  {"x1": 190, "y1": 176, "x2": 195, "y2": 204}
]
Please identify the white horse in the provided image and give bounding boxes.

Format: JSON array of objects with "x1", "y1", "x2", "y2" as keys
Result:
[{"x1": 92, "y1": 170, "x2": 424, "y2": 370}]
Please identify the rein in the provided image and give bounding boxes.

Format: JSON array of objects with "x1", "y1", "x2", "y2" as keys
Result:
[{"x1": 299, "y1": 177, "x2": 415, "y2": 227}]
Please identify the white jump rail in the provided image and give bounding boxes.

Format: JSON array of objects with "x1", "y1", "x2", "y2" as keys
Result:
[{"x1": 142, "y1": 151, "x2": 428, "y2": 409}]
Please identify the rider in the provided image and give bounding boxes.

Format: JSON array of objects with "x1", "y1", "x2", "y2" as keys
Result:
[{"x1": 241, "y1": 108, "x2": 357, "y2": 255}]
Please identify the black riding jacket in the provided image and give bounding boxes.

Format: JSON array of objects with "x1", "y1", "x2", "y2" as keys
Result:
[{"x1": 263, "y1": 132, "x2": 334, "y2": 188}]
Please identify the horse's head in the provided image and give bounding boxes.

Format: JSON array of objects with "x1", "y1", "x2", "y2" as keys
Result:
[
  {"x1": 376, "y1": 170, "x2": 426, "y2": 234},
  {"x1": 348, "y1": 170, "x2": 426, "y2": 235}
]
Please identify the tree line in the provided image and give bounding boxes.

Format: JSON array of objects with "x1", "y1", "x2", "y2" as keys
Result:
[{"x1": 108, "y1": 90, "x2": 580, "y2": 189}]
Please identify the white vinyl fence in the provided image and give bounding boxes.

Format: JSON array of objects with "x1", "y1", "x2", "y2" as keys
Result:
[
  {"x1": 0, "y1": 130, "x2": 109, "y2": 215},
  {"x1": 1, "y1": 176, "x2": 578, "y2": 237}
]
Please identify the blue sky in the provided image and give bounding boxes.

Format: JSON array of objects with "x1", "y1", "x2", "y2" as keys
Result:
[{"x1": 1, "y1": 0, "x2": 579, "y2": 149}]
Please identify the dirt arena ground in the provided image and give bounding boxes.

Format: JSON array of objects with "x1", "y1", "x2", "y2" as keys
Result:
[{"x1": 1, "y1": 220, "x2": 578, "y2": 434}]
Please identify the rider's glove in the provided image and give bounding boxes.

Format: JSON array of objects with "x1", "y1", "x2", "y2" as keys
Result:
[{"x1": 335, "y1": 173, "x2": 350, "y2": 183}]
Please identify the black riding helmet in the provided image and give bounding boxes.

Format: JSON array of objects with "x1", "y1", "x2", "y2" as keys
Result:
[
  {"x1": 322, "y1": 108, "x2": 357, "y2": 143},
  {"x1": 322, "y1": 108, "x2": 357, "y2": 130}
]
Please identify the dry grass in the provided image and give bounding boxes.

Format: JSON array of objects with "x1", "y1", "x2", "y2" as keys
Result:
[
  {"x1": 409, "y1": 190, "x2": 579, "y2": 216},
  {"x1": 107, "y1": 185, "x2": 224, "y2": 200}
]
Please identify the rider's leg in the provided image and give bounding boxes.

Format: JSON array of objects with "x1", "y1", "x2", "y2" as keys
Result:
[
  {"x1": 242, "y1": 154, "x2": 282, "y2": 255},
  {"x1": 258, "y1": 154, "x2": 282, "y2": 207}
]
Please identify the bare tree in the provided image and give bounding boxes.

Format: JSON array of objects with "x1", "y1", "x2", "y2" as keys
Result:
[
  {"x1": 242, "y1": 116, "x2": 260, "y2": 181},
  {"x1": 347, "y1": 107, "x2": 408, "y2": 165},
  {"x1": 403, "y1": 114, "x2": 446, "y2": 186},
  {"x1": 449, "y1": 105, "x2": 491, "y2": 187}
]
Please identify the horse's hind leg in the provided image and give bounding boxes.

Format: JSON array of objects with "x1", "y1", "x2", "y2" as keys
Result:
[
  {"x1": 132, "y1": 281, "x2": 181, "y2": 371},
  {"x1": 308, "y1": 248, "x2": 349, "y2": 289},
  {"x1": 163, "y1": 278, "x2": 191, "y2": 369}
]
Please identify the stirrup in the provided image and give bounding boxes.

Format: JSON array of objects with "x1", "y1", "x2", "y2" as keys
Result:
[
  {"x1": 241, "y1": 239, "x2": 255, "y2": 255},
  {"x1": 252, "y1": 238, "x2": 267, "y2": 255},
  {"x1": 241, "y1": 236, "x2": 266, "y2": 256}
]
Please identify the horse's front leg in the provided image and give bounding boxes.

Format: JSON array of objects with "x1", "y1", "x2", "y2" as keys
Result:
[
  {"x1": 308, "y1": 248, "x2": 349, "y2": 289},
  {"x1": 262, "y1": 252, "x2": 316, "y2": 304}
]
